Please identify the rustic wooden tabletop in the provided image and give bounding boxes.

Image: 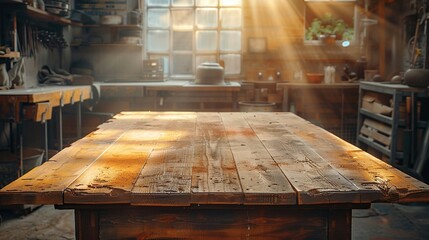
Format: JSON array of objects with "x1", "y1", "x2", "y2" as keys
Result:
[{"x1": 1, "y1": 111, "x2": 428, "y2": 206}]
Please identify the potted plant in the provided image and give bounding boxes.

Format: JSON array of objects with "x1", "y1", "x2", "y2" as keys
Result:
[{"x1": 305, "y1": 12, "x2": 354, "y2": 43}]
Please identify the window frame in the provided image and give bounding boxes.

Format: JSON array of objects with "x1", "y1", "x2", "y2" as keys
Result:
[
  {"x1": 145, "y1": 0, "x2": 243, "y2": 80},
  {"x1": 303, "y1": 0, "x2": 358, "y2": 46}
]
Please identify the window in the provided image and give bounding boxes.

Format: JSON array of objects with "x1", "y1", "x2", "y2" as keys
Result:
[
  {"x1": 146, "y1": 0, "x2": 242, "y2": 79},
  {"x1": 304, "y1": 0, "x2": 356, "y2": 44}
]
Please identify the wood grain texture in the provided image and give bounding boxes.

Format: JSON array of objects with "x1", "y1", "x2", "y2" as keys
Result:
[
  {"x1": 65, "y1": 112, "x2": 166, "y2": 204},
  {"x1": 191, "y1": 113, "x2": 243, "y2": 204},
  {"x1": 243, "y1": 112, "x2": 360, "y2": 204},
  {"x1": 0, "y1": 113, "x2": 132, "y2": 205},
  {"x1": 274, "y1": 112, "x2": 429, "y2": 203},
  {"x1": 98, "y1": 206, "x2": 329, "y2": 240},
  {"x1": 220, "y1": 113, "x2": 296, "y2": 204},
  {"x1": 0, "y1": 86, "x2": 91, "y2": 122},
  {"x1": 2, "y1": 112, "x2": 429, "y2": 207},
  {"x1": 131, "y1": 112, "x2": 197, "y2": 206}
]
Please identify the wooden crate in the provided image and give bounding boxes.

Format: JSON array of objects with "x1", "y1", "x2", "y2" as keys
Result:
[{"x1": 360, "y1": 118, "x2": 392, "y2": 148}]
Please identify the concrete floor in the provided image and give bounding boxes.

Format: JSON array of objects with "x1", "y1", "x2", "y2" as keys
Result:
[{"x1": 0, "y1": 203, "x2": 428, "y2": 239}]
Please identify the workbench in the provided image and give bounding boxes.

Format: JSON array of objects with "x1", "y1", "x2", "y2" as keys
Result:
[
  {"x1": 94, "y1": 81, "x2": 241, "y2": 112},
  {"x1": 0, "y1": 85, "x2": 92, "y2": 173},
  {"x1": 1, "y1": 112, "x2": 428, "y2": 239}
]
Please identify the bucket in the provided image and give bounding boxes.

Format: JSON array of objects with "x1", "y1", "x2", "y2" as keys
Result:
[
  {"x1": 22, "y1": 148, "x2": 44, "y2": 174},
  {"x1": 238, "y1": 101, "x2": 276, "y2": 112},
  {"x1": 0, "y1": 151, "x2": 19, "y2": 188}
]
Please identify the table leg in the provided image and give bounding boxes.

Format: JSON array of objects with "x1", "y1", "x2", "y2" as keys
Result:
[
  {"x1": 43, "y1": 121, "x2": 48, "y2": 162},
  {"x1": 328, "y1": 209, "x2": 352, "y2": 240},
  {"x1": 9, "y1": 121, "x2": 14, "y2": 153},
  {"x1": 282, "y1": 87, "x2": 290, "y2": 112},
  {"x1": 232, "y1": 92, "x2": 238, "y2": 111},
  {"x1": 57, "y1": 107, "x2": 63, "y2": 150},
  {"x1": 75, "y1": 209, "x2": 99, "y2": 240},
  {"x1": 76, "y1": 102, "x2": 82, "y2": 139},
  {"x1": 18, "y1": 122, "x2": 23, "y2": 177}
]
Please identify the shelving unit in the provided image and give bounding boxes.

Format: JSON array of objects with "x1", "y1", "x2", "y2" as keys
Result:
[
  {"x1": 0, "y1": 0, "x2": 80, "y2": 62},
  {"x1": 356, "y1": 81, "x2": 428, "y2": 174},
  {"x1": 0, "y1": 0, "x2": 81, "y2": 26},
  {"x1": 71, "y1": 1, "x2": 144, "y2": 82},
  {"x1": 72, "y1": 24, "x2": 143, "y2": 47}
]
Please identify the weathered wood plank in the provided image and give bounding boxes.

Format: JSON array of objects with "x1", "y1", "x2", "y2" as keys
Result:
[
  {"x1": 191, "y1": 112, "x2": 243, "y2": 204},
  {"x1": 0, "y1": 116, "x2": 131, "y2": 205},
  {"x1": 98, "y1": 206, "x2": 329, "y2": 240},
  {"x1": 363, "y1": 118, "x2": 392, "y2": 135},
  {"x1": 244, "y1": 112, "x2": 360, "y2": 204},
  {"x1": 64, "y1": 128, "x2": 157, "y2": 204},
  {"x1": 28, "y1": 91, "x2": 62, "y2": 105},
  {"x1": 131, "y1": 112, "x2": 197, "y2": 206},
  {"x1": 275, "y1": 112, "x2": 429, "y2": 203},
  {"x1": 220, "y1": 112, "x2": 296, "y2": 204},
  {"x1": 2, "y1": 111, "x2": 429, "y2": 209}
]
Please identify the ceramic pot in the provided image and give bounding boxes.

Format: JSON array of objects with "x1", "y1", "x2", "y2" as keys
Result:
[
  {"x1": 404, "y1": 69, "x2": 429, "y2": 88},
  {"x1": 195, "y1": 62, "x2": 225, "y2": 85}
]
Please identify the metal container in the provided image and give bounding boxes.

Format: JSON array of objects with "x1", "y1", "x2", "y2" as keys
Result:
[
  {"x1": 238, "y1": 101, "x2": 276, "y2": 112},
  {"x1": 22, "y1": 148, "x2": 45, "y2": 174}
]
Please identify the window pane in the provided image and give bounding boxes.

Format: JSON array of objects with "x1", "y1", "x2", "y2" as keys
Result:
[
  {"x1": 196, "y1": 55, "x2": 217, "y2": 68},
  {"x1": 220, "y1": 8, "x2": 241, "y2": 28},
  {"x1": 148, "y1": 0, "x2": 171, "y2": 7},
  {"x1": 220, "y1": 31, "x2": 241, "y2": 51},
  {"x1": 196, "y1": 31, "x2": 217, "y2": 51},
  {"x1": 148, "y1": 9, "x2": 170, "y2": 28},
  {"x1": 172, "y1": 0, "x2": 194, "y2": 6},
  {"x1": 220, "y1": 0, "x2": 241, "y2": 7},
  {"x1": 196, "y1": 8, "x2": 218, "y2": 28},
  {"x1": 172, "y1": 9, "x2": 194, "y2": 30},
  {"x1": 196, "y1": 0, "x2": 218, "y2": 6},
  {"x1": 148, "y1": 30, "x2": 170, "y2": 51},
  {"x1": 173, "y1": 31, "x2": 193, "y2": 51},
  {"x1": 220, "y1": 54, "x2": 241, "y2": 75},
  {"x1": 172, "y1": 54, "x2": 193, "y2": 75}
]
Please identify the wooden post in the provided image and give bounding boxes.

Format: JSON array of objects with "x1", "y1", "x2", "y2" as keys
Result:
[
  {"x1": 378, "y1": 0, "x2": 386, "y2": 77},
  {"x1": 328, "y1": 209, "x2": 352, "y2": 240},
  {"x1": 75, "y1": 209, "x2": 99, "y2": 240}
]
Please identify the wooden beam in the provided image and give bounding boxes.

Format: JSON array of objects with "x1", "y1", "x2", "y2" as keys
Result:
[{"x1": 378, "y1": 0, "x2": 386, "y2": 77}]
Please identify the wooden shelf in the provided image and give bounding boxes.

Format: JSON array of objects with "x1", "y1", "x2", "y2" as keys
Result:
[
  {"x1": 73, "y1": 43, "x2": 143, "y2": 47},
  {"x1": 0, "y1": 0, "x2": 81, "y2": 26},
  {"x1": 26, "y1": 5, "x2": 80, "y2": 26},
  {"x1": 82, "y1": 24, "x2": 142, "y2": 29},
  {"x1": 359, "y1": 108, "x2": 406, "y2": 126},
  {"x1": 357, "y1": 81, "x2": 426, "y2": 170},
  {"x1": 0, "y1": 51, "x2": 20, "y2": 58},
  {"x1": 358, "y1": 135, "x2": 404, "y2": 159}
]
